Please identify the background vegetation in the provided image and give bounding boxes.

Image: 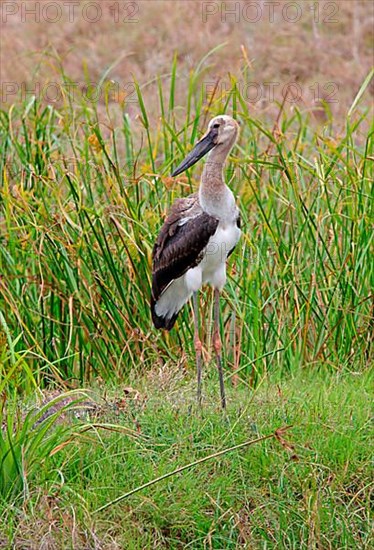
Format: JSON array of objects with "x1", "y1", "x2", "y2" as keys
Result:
[{"x1": 0, "y1": 1, "x2": 373, "y2": 547}]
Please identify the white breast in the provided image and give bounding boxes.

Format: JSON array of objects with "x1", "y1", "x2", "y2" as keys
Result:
[{"x1": 201, "y1": 221, "x2": 241, "y2": 290}]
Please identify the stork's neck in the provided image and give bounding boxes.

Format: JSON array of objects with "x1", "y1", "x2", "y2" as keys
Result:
[
  {"x1": 199, "y1": 144, "x2": 235, "y2": 220},
  {"x1": 201, "y1": 145, "x2": 229, "y2": 190}
]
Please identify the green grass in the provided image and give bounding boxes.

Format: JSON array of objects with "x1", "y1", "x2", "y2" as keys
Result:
[
  {"x1": 0, "y1": 57, "x2": 373, "y2": 546},
  {"x1": 0, "y1": 371, "x2": 372, "y2": 548}
]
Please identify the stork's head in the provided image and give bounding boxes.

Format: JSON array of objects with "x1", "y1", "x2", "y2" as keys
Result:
[{"x1": 171, "y1": 115, "x2": 240, "y2": 177}]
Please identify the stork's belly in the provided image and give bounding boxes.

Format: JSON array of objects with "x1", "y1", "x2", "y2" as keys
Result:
[{"x1": 201, "y1": 224, "x2": 241, "y2": 288}]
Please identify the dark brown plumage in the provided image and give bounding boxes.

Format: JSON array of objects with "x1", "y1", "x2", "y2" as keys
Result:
[{"x1": 151, "y1": 195, "x2": 218, "y2": 330}]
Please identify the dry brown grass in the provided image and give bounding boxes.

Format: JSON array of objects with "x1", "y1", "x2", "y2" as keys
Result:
[{"x1": 1, "y1": 0, "x2": 373, "y2": 123}]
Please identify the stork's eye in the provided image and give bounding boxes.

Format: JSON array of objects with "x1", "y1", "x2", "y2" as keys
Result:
[{"x1": 213, "y1": 123, "x2": 220, "y2": 129}]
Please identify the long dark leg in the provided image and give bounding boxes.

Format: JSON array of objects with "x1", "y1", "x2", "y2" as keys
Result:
[
  {"x1": 213, "y1": 288, "x2": 226, "y2": 409},
  {"x1": 193, "y1": 292, "x2": 202, "y2": 406}
]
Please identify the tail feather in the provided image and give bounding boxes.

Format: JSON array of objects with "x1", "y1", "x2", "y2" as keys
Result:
[
  {"x1": 151, "y1": 297, "x2": 179, "y2": 331},
  {"x1": 151, "y1": 276, "x2": 191, "y2": 331}
]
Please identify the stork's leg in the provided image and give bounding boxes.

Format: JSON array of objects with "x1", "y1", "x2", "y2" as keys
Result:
[
  {"x1": 213, "y1": 288, "x2": 226, "y2": 409},
  {"x1": 193, "y1": 292, "x2": 202, "y2": 406}
]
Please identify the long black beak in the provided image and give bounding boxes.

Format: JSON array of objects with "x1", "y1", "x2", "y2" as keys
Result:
[{"x1": 171, "y1": 128, "x2": 218, "y2": 177}]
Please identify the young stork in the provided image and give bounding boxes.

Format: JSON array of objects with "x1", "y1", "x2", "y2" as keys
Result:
[{"x1": 151, "y1": 115, "x2": 240, "y2": 408}]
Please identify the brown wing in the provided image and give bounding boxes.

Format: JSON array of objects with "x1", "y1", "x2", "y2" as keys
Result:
[{"x1": 151, "y1": 195, "x2": 218, "y2": 328}]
